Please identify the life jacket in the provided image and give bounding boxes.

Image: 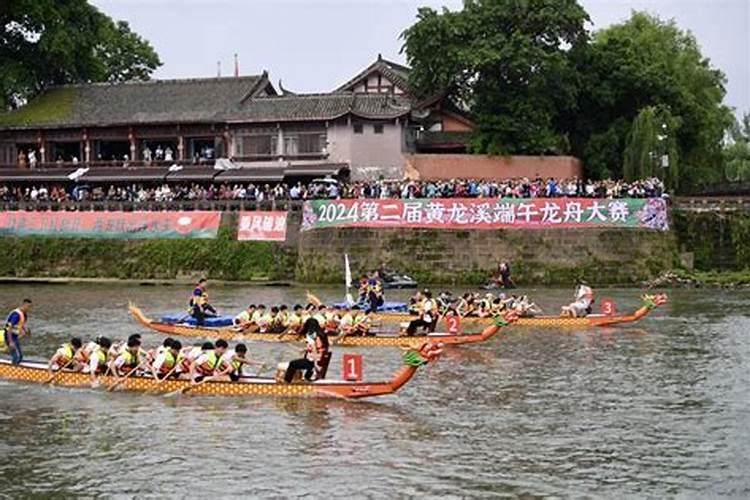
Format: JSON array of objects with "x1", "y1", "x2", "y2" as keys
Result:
[
  {"x1": 91, "y1": 347, "x2": 108, "y2": 374},
  {"x1": 117, "y1": 350, "x2": 139, "y2": 374},
  {"x1": 3, "y1": 308, "x2": 26, "y2": 336},
  {"x1": 217, "y1": 350, "x2": 242, "y2": 374},
  {"x1": 324, "y1": 312, "x2": 339, "y2": 331},
  {"x1": 56, "y1": 343, "x2": 77, "y2": 365},
  {"x1": 158, "y1": 350, "x2": 177, "y2": 374},
  {"x1": 80, "y1": 341, "x2": 98, "y2": 364},
  {"x1": 188, "y1": 287, "x2": 207, "y2": 309},
  {"x1": 287, "y1": 313, "x2": 302, "y2": 329},
  {"x1": 195, "y1": 350, "x2": 221, "y2": 375}
]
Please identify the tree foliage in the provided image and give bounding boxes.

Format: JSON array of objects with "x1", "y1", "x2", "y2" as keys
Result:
[
  {"x1": 723, "y1": 113, "x2": 750, "y2": 182},
  {"x1": 569, "y1": 12, "x2": 732, "y2": 189},
  {"x1": 403, "y1": 4, "x2": 734, "y2": 191},
  {"x1": 402, "y1": 0, "x2": 590, "y2": 155},
  {"x1": 623, "y1": 105, "x2": 680, "y2": 189},
  {"x1": 0, "y1": 0, "x2": 161, "y2": 109}
]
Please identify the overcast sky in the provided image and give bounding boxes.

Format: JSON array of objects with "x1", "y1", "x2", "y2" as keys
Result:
[{"x1": 92, "y1": 0, "x2": 749, "y2": 115}]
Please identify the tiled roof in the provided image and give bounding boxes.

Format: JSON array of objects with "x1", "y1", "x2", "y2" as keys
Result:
[
  {"x1": 334, "y1": 55, "x2": 412, "y2": 95},
  {"x1": 227, "y1": 93, "x2": 411, "y2": 122},
  {"x1": 0, "y1": 75, "x2": 273, "y2": 129}
]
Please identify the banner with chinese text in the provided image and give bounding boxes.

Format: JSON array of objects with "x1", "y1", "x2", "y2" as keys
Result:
[
  {"x1": 301, "y1": 198, "x2": 669, "y2": 231},
  {"x1": 0, "y1": 211, "x2": 221, "y2": 239},
  {"x1": 237, "y1": 211, "x2": 288, "y2": 241}
]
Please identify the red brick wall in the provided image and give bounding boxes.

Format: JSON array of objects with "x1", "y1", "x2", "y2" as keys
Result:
[{"x1": 404, "y1": 154, "x2": 583, "y2": 181}]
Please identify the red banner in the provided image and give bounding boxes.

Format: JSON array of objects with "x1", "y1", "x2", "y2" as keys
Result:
[
  {"x1": 0, "y1": 211, "x2": 220, "y2": 239},
  {"x1": 237, "y1": 211, "x2": 287, "y2": 241}
]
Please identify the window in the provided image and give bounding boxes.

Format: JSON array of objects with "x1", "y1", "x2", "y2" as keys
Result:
[
  {"x1": 283, "y1": 131, "x2": 326, "y2": 155},
  {"x1": 373, "y1": 124, "x2": 384, "y2": 134},
  {"x1": 353, "y1": 123, "x2": 363, "y2": 134},
  {"x1": 240, "y1": 134, "x2": 277, "y2": 156}
]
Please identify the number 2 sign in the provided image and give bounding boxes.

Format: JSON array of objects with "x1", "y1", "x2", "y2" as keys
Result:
[
  {"x1": 343, "y1": 354, "x2": 363, "y2": 381},
  {"x1": 445, "y1": 315, "x2": 462, "y2": 334},
  {"x1": 600, "y1": 299, "x2": 616, "y2": 316}
]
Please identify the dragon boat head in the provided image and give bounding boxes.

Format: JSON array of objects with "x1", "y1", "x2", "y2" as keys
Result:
[
  {"x1": 641, "y1": 293, "x2": 668, "y2": 310},
  {"x1": 494, "y1": 309, "x2": 520, "y2": 327},
  {"x1": 403, "y1": 342, "x2": 444, "y2": 367}
]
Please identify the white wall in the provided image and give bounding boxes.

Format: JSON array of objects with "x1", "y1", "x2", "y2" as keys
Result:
[{"x1": 328, "y1": 119, "x2": 405, "y2": 180}]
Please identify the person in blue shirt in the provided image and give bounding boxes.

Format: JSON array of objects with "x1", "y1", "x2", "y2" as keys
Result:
[
  {"x1": 188, "y1": 279, "x2": 217, "y2": 326},
  {"x1": 2, "y1": 299, "x2": 32, "y2": 365}
]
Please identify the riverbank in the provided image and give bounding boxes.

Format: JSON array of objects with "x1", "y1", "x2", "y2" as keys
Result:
[{"x1": 0, "y1": 208, "x2": 747, "y2": 286}]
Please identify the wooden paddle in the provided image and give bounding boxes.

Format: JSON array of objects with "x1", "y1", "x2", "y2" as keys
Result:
[
  {"x1": 106, "y1": 364, "x2": 141, "y2": 392},
  {"x1": 145, "y1": 363, "x2": 180, "y2": 394},
  {"x1": 179, "y1": 375, "x2": 215, "y2": 395},
  {"x1": 45, "y1": 357, "x2": 77, "y2": 385}
]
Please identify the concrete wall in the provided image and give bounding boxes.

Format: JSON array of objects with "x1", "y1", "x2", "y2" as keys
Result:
[
  {"x1": 404, "y1": 154, "x2": 584, "y2": 181},
  {"x1": 328, "y1": 120, "x2": 405, "y2": 181},
  {"x1": 295, "y1": 219, "x2": 678, "y2": 285}
]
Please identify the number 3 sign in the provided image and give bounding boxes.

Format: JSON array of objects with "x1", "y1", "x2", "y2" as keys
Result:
[
  {"x1": 343, "y1": 354, "x2": 363, "y2": 381},
  {"x1": 600, "y1": 299, "x2": 616, "y2": 316}
]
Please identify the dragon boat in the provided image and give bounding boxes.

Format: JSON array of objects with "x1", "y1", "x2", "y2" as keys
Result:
[
  {"x1": 368, "y1": 294, "x2": 669, "y2": 329},
  {"x1": 129, "y1": 305, "x2": 516, "y2": 348},
  {"x1": 0, "y1": 343, "x2": 442, "y2": 399}
]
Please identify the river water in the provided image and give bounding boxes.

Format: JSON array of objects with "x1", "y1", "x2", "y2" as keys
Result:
[{"x1": 0, "y1": 284, "x2": 748, "y2": 498}]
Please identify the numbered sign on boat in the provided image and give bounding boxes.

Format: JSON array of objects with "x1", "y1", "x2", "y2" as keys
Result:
[
  {"x1": 343, "y1": 354, "x2": 363, "y2": 381},
  {"x1": 600, "y1": 299, "x2": 616, "y2": 316}
]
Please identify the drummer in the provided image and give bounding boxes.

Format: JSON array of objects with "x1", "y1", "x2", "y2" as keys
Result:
[{"x1": 561, "y1": 282, "x2": 594, "y2": 317}]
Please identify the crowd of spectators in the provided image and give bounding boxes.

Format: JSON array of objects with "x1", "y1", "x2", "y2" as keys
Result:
[{"x1": 0, "y1": 176, "x2": 666, "y2": 204}]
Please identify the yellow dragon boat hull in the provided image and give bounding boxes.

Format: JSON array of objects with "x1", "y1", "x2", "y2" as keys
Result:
[
  {"x1": 0, "y1": 350, "x2": 438, "y2": 399},
  {"x1": 369, "y1": 294, "x2": 668, "y2": 328},
  {"x1": 129, "y1": 304, "x2": 509, "y2": 348}
]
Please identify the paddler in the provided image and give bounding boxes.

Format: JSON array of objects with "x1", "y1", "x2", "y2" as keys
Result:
[
  {"x1": 366, "y1": 271, "x2": 384, "y2": 313},
  {"x1": 2, "y1": 298, "x2": 32, "y2": 365},
  {"x1": 561, "y1": 282, "x2": 594, "y2": 317},
  {"x1": 284, "y1": 305, "x2": 305, "y2": 335},
  {"x1": 251, "y1": 304, "x2": 267, "y2": 330},
  {"x1": 85, "y1": 337, "x2": 112, "y2": 384},
  {"x1": 189, "y1": 339, "x2": 228, "y2": 382},
  {"x1": 323, "y1": 305, "x2": 341, "y2": 335},
  {"x1": 48, "y1": 337, "x2": 84, "y2": 374},
  {"x1": 188, "y1": 278, "x2": 217, "y2": 326},
  {"x1": 214, "y1": 343, "x2": 258, "y2": 382},
  {"x1": 110, "y1": 337, "x2": 142, "y2": 376},
  {"x1": 405, "y1": 290, "x2": 438, "y2": 335},
  {"x1": 356, "y1": 274, "x2": 369, "y2": 304},
  {"x1": 408, "y1": 290, "x2": 423, "y2": 315},
  {"x1": 152, "y1": 339, "x2": 182, "y2": 379},
  {"x1": 233, "y1": 304, "x2": 256, "y2": 329},
  {"x1": 266, "y1": 306, "x2": 286, "y2": 334},
  {"x1": 456, "y1": 293, "x2": 475, "y2": 317}
]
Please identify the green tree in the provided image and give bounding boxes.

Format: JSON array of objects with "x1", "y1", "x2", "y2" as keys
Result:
[
  {"x1": 402, "y1": 0, "x2": 590, "y2": 155},
  {"x1": 569, "y1": 12, "x2": 732, "y2": 189},
  {"x1": 723, "y1": 113, "x2": 750, "y2": 182},
  {"x1": 0, "y1": 0, "x2": 161, "y2": 109},
  {"x1": 623, "y1": 105, "x2": 680, "y2": 189}
]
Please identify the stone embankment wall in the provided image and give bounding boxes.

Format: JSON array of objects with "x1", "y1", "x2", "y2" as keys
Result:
[
  {"x1": 295, "y1": 224, "x2": 678, "y2": 285},
  {"x1": 0, "y1": 205, "x2": 747, "y2": 285}
]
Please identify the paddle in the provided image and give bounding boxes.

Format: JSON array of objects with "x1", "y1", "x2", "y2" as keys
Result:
[
  {"x1": 44, "y1": 357, "x2": 77, "y2": 385},
  {"x1": 145, "y1": 363, "x2": 180, "y2": 394},
  {"x1": 106, "y1": 363, "x2": 141, "y2": 392},
  {"x1": 179, "y1": 375, "x2": 214, "y2": 395}
]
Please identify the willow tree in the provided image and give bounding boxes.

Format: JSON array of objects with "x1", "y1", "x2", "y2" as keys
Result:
[{"x1": 623, "y1": 106, "x2": 680, "y2": 189}]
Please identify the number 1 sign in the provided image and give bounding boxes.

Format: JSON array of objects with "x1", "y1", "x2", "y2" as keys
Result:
[{"x1": 343, "y1": 354, "x2": 363, "y2": 381}]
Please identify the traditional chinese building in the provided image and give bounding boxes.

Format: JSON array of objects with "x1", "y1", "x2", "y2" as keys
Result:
[{"x1": 0, "y1": 54, "x2": 476, "y2": 185}]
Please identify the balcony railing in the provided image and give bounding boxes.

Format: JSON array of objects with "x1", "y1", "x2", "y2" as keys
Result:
[{"x1": 0, "y1": 199, "x2": 306, "y2": 212}]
